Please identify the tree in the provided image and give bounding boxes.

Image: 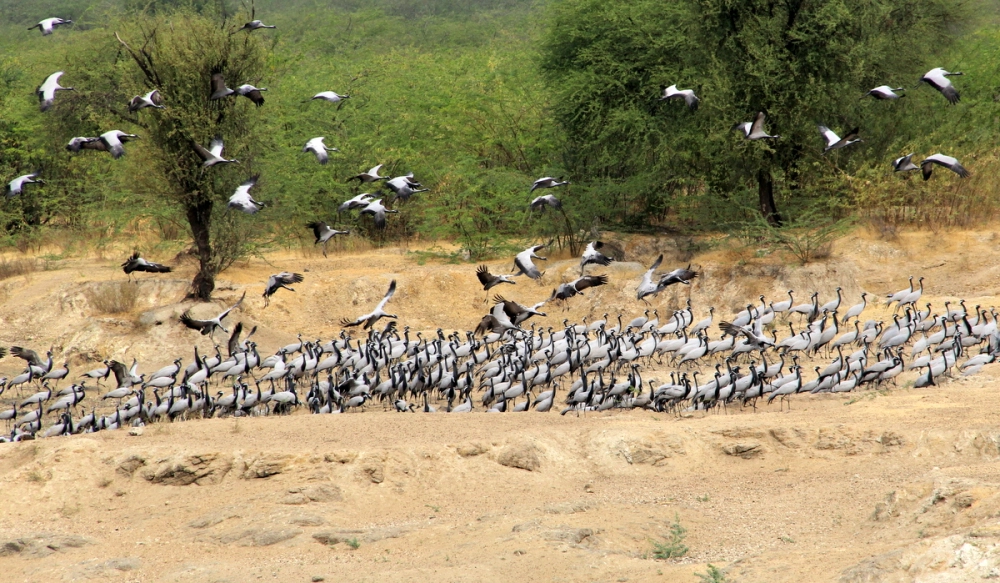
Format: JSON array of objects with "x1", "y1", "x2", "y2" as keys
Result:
[
  {"x1": 114, "y1": 9, "x2": 269, "y2": 299},
  {"x1": 540, "y1": 0, "x2": 967, "y2": 227}
]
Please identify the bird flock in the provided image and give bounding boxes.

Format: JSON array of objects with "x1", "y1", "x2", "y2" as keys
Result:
[
  {"x1": 3, "y1": 249, "x2": 997, "y2": 443},
  {"x1": 661, "y1": 66, "x2": 972, "y2": 181},
  {"x1": 0, "y1": 14, "x2": 992, "y2": 442}
]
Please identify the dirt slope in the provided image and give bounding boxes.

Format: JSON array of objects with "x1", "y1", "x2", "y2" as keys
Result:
[{"x1": 2, "y1": 227, "x2": 1000, "y2": 583}]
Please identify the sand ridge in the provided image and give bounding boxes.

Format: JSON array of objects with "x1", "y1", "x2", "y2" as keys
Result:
[{"x1": 2, "y1": 227, "x2": 1000, "y2": 581}]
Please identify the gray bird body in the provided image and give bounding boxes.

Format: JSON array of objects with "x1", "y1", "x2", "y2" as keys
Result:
[
  {"x1": 228, "y1": 175, "x2": 263, "y2": 214},
  {"x1": 29, "y1": 17, "x2": 72, "y2": 35},
  {"x1": 307, "y1": 221, "x2": 348, "y2": 256},
  {"x1": 918, "y1": 68, "x2": 962, "y2": 105},
  {"x1": 37, "y1": 71, "x2": 73, "y2": 111},
  {"x1": 263, "y1": 272, "x2": 304, "y2": 306},
  {"x1": 920, "y1": 154, "x2": 970, "y2": 180},
  {"x1": 129, "y1": 89, "x2": 164, "y2": 112},
  {"x1": 303, "y1": 137, "x2": 336, "y2": 164},
  {"x1": 892, "y1": 154, "x2": 919, "y2": 172},
  {"x1": 513, "y1": 244, "x2": 548, "y2": 280},
  {"x1": 864, "y1": 85, "x2": 904, "y2": 100},
  {"x1": 735, "y1": 111, "x2": 779, "y2": 140},
  {"x1": 99, "y1": 130, "x2": 140, "y2": 159},
  {"x1": 818, "y1": 125, "x2": 861, "y2": 153},
  {"x1": 6, "y1": 173, "x2": 44, "y2": 198},
  {"x1": 659, "y1": 84, "x2": 699, "y2": 110}
]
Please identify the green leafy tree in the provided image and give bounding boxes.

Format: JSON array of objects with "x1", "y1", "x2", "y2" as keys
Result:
[
  {"x1": 113, "y1": 8, "x2": 269, "y2": 298},
  {"x1": 541, "y1": 0, "x2": 968, "y2": 227}
]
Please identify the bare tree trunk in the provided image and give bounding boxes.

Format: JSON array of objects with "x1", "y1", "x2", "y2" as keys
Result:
[
  {"x1": 757, "y1": 169, "x2": 782, "y2": 227},
  {"x1": 187, "y1": 200, "x2": 215, "y2": 300}
]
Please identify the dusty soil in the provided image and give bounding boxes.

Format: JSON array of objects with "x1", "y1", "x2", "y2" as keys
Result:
[{"x1": 2, "y1": 226, "x2": 1000, "y2": 583}]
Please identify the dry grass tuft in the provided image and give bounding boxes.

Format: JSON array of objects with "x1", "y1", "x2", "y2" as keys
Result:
[
  {"x1": 85, "y1": 282, "x2": 140, "y2": 314},
  {"x1": 0, "y1": 257, "x2": 37, "y2": 280}
]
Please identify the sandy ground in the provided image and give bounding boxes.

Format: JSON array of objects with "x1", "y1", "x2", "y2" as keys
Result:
[{"x1": 2, "y1": 227, "x2": 1000, "y2": 582}]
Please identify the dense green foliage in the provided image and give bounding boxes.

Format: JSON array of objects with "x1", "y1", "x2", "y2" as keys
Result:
[
  {"x1": 0, "y1": 0, "x2": 999, "y2": 274},
  {"x1": 0, "y1": 0, "x2": 567, "y2": 268},
  {"x1": 540, "y1": 0, "x2": 980, "y2": 227}
]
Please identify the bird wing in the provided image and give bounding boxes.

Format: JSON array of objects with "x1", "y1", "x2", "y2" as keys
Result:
[
  {"x1": 100, "y1": 132, "x2": 125, "y2": 159},
  {"x1": 234, "y1": 175, "x2": 258, "y2": 197},
  {"x1": 209, "y1": 137, "x2": 225, "y2": 157},
  {"x1": 375, "y1": 280, "x2": 397, "y2": 312},
  {"x1": 840, "y1": 127, "x2": 860, "y2": 144},
  {"x1": 228, "y1": 322, "x2": 244, "y2": 356},
  {"x1": 475, "y1": 314, "x2": 498, "y2": 336},
  {"x1": 491, "y1": 302, "x2": 518, "y2": 329},
  {"x1": 307, "y1": 221, "x2": 329, "y2": 242},
  {"x1": 210, "y1": 73, "x2": 230, "y2": 98},
  {"x1": 193, "y1": 141, "x2": 213, "y2": 161},
  {"x1": 121, "y1": 251, "x2": 140, "y2": 270},
  {"x1": 228, "y1": 196, "x2": 259, "y2": 214},
  {"x1": 925, "y1": 73, "x2": 959, "y2": 104},
  {"x1": 179, "y1": 311, "x2": 214, "y2": 334},
  {"x1": 949, "y1": 159, "x2": 971, "y2": 178},
  {"x1": 340, "y1": 313, "x2": 367, "y2": 328},
  {"x1": 639, "y1": 254, "x2": 662, "y2": 293},
  {"x1": 368, "y1": 163, "x2": 383, "y2": 176},
  {"x1": 139, "y1": 258, "x2": 172, "y2": 273},
  {"x1": 818, "y1": 125, "x2": 840, "y2": 147},
  {"x1": 718, "y1": 321, "x2": 750, "y2": 339},
  {"x1": 476, "y1": 265, "x2": 494, "y2": 287},
  {"x1": 750, "y1": 112, "x2": 766, "y2": 134},
  {"x1": 11, "y1": 346, "x2": 42, "y2": 366},
  {"x1": 514, "y1": 255, "x2": 540, "y2": 279},
  {"x1": 216, "y1": 291, "x2": 247, "y2": 323},
  {"x1": 108, "y1": 360, "x2": 128, "y2": 386},
  {"x1": 42, "y1": 71, "x2": 63, "y2": 92},
  {"x1": 939, "y1": 84, "x2": 959, "y2": 104},
  {"x1": 303, "y1": 137, "x2": 322, "y2": 152},
  {"x1": 492, "y1": 295, "x2": 526, "y2": 319},
  {"x1": 81, "y1": 138, "x2": 108, "y2": 151},
  {"x1": 574, "y1": 275, "x2": 609, "y2": 291},
  {"x1": 920, "y1": 160, "x2": 935, "y2": 181},
  {"x1": 530, "y1": 177, "x2": 552, "y2": 191},
  {"x1": 246, "y1": 89, "x2": 265, "y2": 106},
  {"x1": 277, "y1": 272, "x2": 304, "y2": 285},
  {"x1": 583, "y1": 241, "x2": 612, "y2": 266}
]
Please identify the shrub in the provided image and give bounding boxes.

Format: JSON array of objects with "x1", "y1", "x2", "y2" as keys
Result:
[
  {"x1": 85, "y1": 282, "x2": 140, "y2": 314},
  {"x1": 695, "y1": 564, "x2": 728, "y2": 583},
  {"x1": 0, "y1": 257, "x2": 35, "y2": 280},
  {"x1": 651, "y1": 514, "x2": 688, "y2": 560}
]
